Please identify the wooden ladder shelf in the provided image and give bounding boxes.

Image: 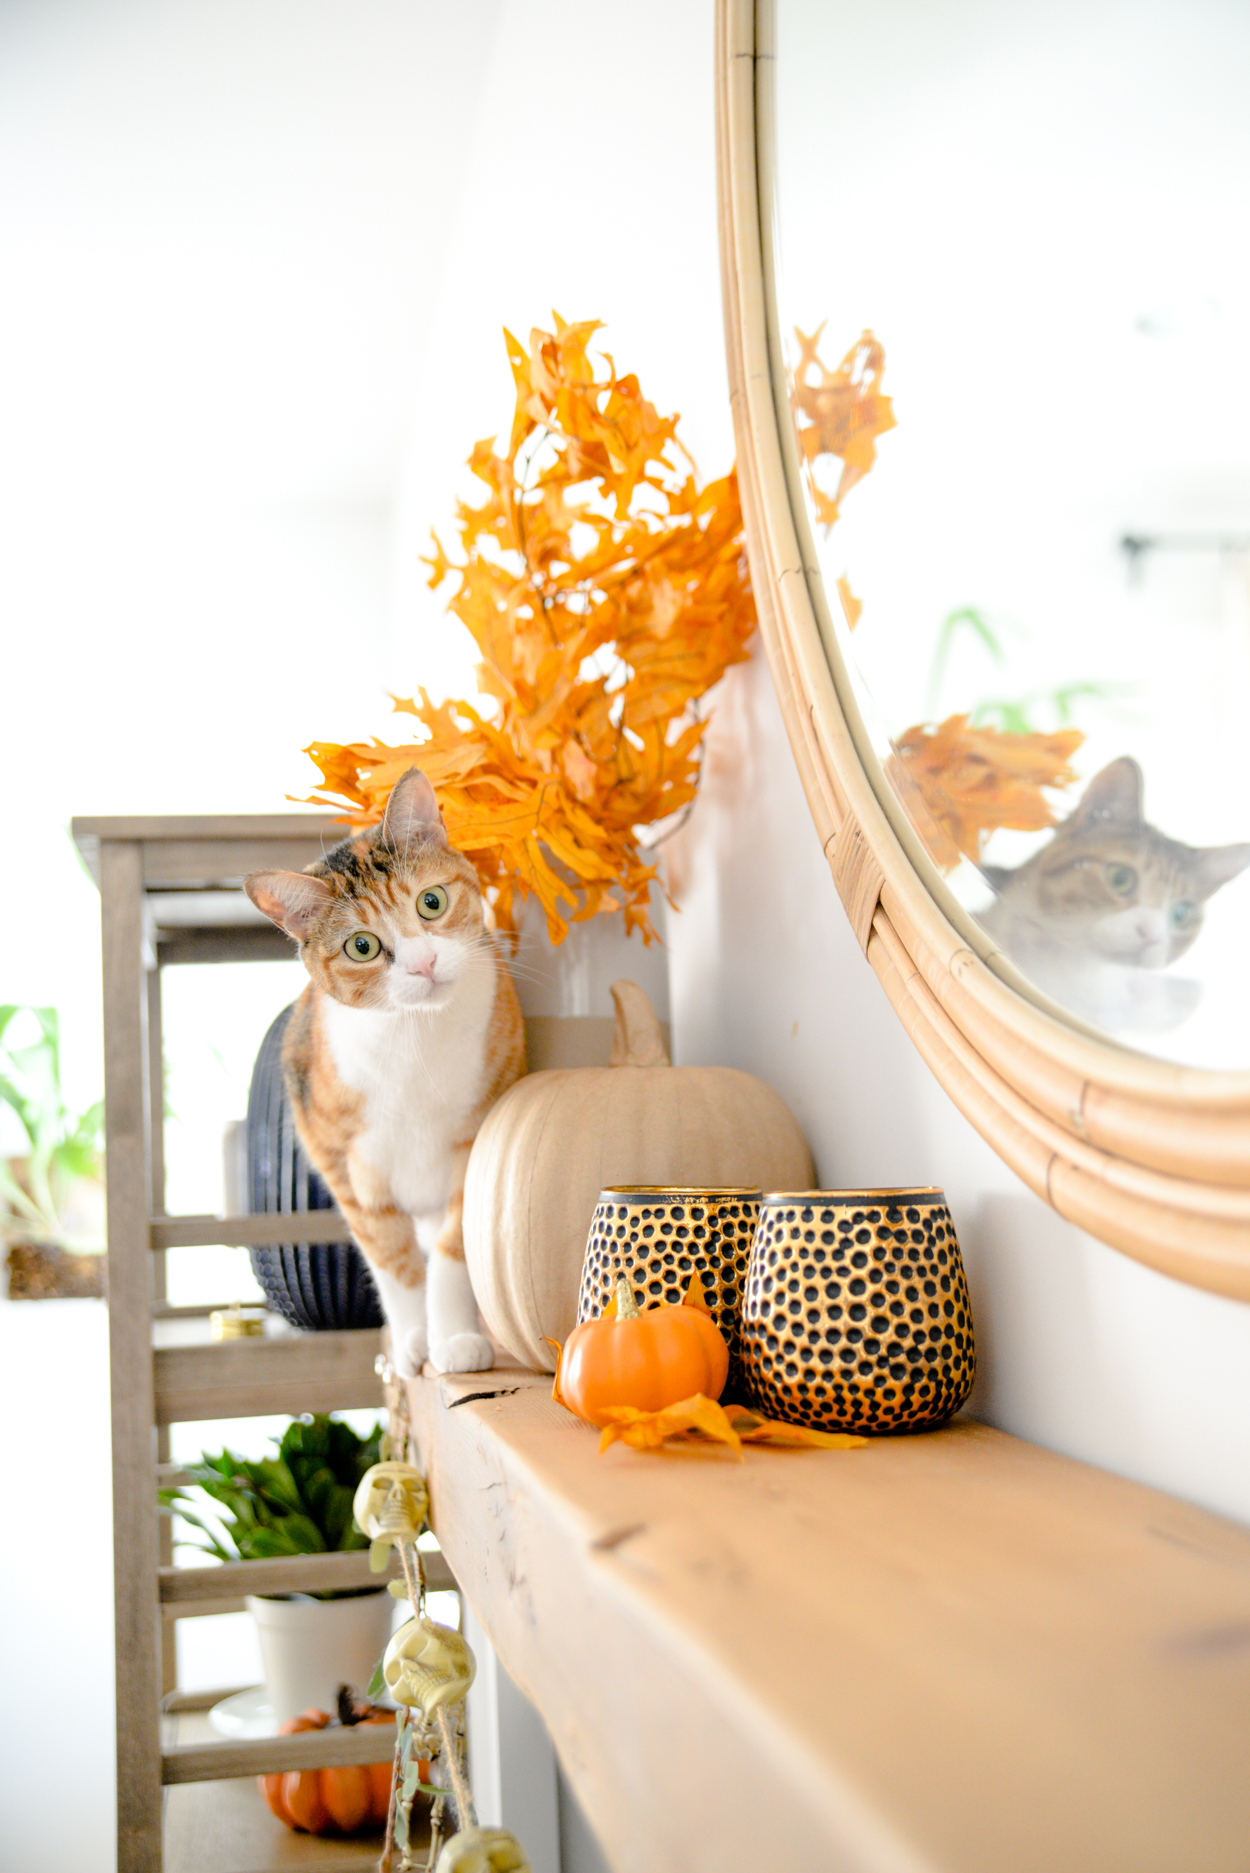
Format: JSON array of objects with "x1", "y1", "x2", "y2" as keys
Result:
[{"x1": 74, "y1": 814, "x2": 448, "y2": 1873}]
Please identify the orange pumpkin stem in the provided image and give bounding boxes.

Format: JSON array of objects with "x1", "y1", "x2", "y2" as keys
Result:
[
  {"x1": 681, "y1": 1270, "x2": 713, "y2": 1315},
  {"x1": 545, "y1": 1338, "x2": 567, "y2": 1407},
  {"x1": 613, "y1": 1275, "x2": 641, "y2": 1320}
]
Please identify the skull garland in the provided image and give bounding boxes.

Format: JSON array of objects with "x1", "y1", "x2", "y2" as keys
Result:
[
  {"x1": 434, "y1": 1827, "x2": 533, "y2": 1873},
  {"x1": 383, "y1": 1615, "x2": 476, "y2": 1717},
  {"x1": 352, "y1": 1460, "x2": 429, "y2": 1568}
]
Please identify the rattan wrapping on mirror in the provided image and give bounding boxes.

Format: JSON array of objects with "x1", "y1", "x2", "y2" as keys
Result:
[{"x1": 716, "y1": 0, "x2": 1250, "y2": 1295}]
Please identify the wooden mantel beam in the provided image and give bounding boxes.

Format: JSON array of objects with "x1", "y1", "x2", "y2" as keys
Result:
[{"x1": 407, "y1": 1369, "x2": 1250, "y2": 1873}]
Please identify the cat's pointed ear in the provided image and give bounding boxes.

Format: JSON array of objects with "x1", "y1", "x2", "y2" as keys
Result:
[
  {"x1": 381, "y1": 767, "x2": 446, "y2": 848},
  {"x1": 1195, "y1": 842, "x2": 1250, "y2": 898},
  {"x1": 245, "y1": 870, "x2": 335, "y2": 942},
  {"x1": 1067, "y1": 756, "x2": 1144, "y2": 830},
  {"x1": 979, "y1": 864, "x2": 1013, "y2": 894}
]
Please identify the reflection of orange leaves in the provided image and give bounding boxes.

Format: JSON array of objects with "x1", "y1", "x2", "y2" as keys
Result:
[
  {"x1": 595, "y1": 1393, "x2": 867, "y2": 1457},
  {"x1": 888, "y1": 715, "x2": 1084, "y2": 870},
  {"x1": 836, "y1": 576, "x2": 862, "y2": 631},
  {"x1": 300, "y1": 317, "x2": 757, "y2": 943},
  {"x1": 791, "y1": 326, "x2": 896, "y2": 528}
]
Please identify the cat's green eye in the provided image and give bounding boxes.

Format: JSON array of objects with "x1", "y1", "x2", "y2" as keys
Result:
[
  {"x1": 344, "y1": 930, "x2": 382, "y2": 962},
  {"x1": 1170, "y1": 900, "x2": 1198, "y2": 929},
  {"x1": 417, "y1": 886, "x2": 448, "y2": 921},
  {"x1": 1105, "y1": 863, "x2": 1137, "y2": 896}
]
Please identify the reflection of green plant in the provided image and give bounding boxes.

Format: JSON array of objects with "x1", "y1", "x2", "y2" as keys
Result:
[
  {"x1": 925, "y1": 607, "x2": 1013, "y2": 715},
  {"x1": 162, "y1": 1414, "x2": 383, "y2": 1566},
  {"x1": 0, "y1": 1006, "x2": 103, "y2": 1245},
  {"x1": 925, "y1": 605, "x2": 1131, "y2": 735},
  {"x1": 971, "y1": 682, "x2": 1131, "y2": 735}
]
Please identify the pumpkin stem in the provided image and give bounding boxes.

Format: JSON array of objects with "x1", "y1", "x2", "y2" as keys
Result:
[
  {"x1": 682, "y1": 1269, "x2": 713, "y2": 1314},
  {"x1": 609, "y1": 980, "x2": 670, "y2": 1068},
  {"x1": 613, "y1": 1275, "x2": 642, "y2": 1319}
]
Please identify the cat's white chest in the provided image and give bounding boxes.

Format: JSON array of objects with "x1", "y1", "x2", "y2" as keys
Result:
[{"x1": 321, "y1": 961, "x2": 493, "y2": 1220}]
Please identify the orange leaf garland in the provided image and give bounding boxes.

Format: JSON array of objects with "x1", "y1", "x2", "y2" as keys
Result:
[{"x1": 299, "y1": 316, "x2": 757, "y2": 943}]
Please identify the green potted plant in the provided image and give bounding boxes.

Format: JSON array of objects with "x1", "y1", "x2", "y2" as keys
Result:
[
  {"x1": 163, "y1": 1414, "x2": 396, "y2": 1720},
  {"x1": 1, "y1": 1005, "x2": 106, "y2": 1299}
]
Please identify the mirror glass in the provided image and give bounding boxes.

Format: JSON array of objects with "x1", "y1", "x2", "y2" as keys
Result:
[{"x1": 768, "y1": 0, "x2": 1250, "y2": 1069}]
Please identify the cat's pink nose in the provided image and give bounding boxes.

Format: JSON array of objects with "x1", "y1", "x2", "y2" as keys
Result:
[{"x1": 406, "y1": 955, "x2": 436, "y2": 978}]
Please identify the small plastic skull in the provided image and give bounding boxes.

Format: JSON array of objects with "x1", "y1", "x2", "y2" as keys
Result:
[
  {"x1": 434, "y1": 1827, "x2": 532, "y2": 1873},
  {"x1": 383, "y1": 1615, "x2": 476, "y2": 1716},
  {"x1": 353, "y1": 1460, "x2": 429, "y2": 1547}
]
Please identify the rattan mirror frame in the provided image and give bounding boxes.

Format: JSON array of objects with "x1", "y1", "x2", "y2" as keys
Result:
[{"x1": 716, "y1": 0, "x2": 1250, "y2": 1296}]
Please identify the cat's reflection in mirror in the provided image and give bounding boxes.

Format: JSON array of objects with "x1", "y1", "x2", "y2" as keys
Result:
[{"x1": 976, "y1": 757, "x2": 1250, "y2": 1034}]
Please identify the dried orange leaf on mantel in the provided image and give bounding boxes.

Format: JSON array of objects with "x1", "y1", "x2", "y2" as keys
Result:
[
  {"x1": 595, "y1": 1393, "x2": 867, "y2": 1457},
  {"x1": 597, "y1": 1392, "x2": 744, "y2": 1456},
  {"x1": 722, "y1": 1405, "x2": 866, "y2": 1451}
]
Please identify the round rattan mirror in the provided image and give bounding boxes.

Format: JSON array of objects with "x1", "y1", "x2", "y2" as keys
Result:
[{"x1": 717, "y1": 0, "x2": 1250, "y2": 1293}]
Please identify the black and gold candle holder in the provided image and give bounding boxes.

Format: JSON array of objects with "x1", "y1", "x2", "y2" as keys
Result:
[
  {"x1": 740, "y1": 1189, "x2": 975, "y2": 1434},
  {"x1": 576, "y1": 1187, "x2": 762, "y2": 1396}
]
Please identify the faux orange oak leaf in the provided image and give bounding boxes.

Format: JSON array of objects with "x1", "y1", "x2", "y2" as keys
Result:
[
  {"x1": 300, "y1": 317, "x2": 756, "y2": 942},
  {"x1": 790, "y1": 326, "x2": 896, "y2": 529},
  {"x1": 887, "y1": 714, "x2": 1085, "y2": 870},
  {"x1": 594, "y1": 1393, "x2": 867, "y2": 1457}
]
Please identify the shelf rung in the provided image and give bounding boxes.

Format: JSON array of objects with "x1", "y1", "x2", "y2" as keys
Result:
[
  {"x1": 151, "y1": 1211, "x2": 350, "y2": 1250},
  {"x1": 163, "y1": 1595, "x2": 247, "y2": 1621},
  {"x1": 162, "y1": 1551, "x2": 391, "y2": 1604},
  {"x1": 160, "y1": 1548, "x2": 457, "y2": 1613},
  {"x1": 154, "y1": 1328, "x2": 383, "y2": 1423},
  {"x1": 153, "y1": 1304, "x2": 250, "y2": 1322},
  {"x1": 162, "y1": 1723, "x2": 405, "y2": 1784},
  {"x1": 163, "y1": 1684, "x2": 258, "y2": 1714}
]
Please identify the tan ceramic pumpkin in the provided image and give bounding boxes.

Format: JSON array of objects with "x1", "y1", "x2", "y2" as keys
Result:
[{"x1": 463, "y1": 980, "x2": 814, "y2": 1369}]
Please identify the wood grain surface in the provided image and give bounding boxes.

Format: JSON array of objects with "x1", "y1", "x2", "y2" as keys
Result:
[
  {"x1": 153, "y1": 1328, "x2": 382, "y2": 1424},
  {"x1": 408, "y1": 1368, "x2": 1250, "y2": 1873},
  {"x1": 162, "y1": 1713, "x2": 400, "y2": 1873},
  {"x1": 102, "y1": 839, "x2": 165, "y2": 1872},
  {"x1": 159, "y1": 1547, "x2": 456, "y2": 1607}
]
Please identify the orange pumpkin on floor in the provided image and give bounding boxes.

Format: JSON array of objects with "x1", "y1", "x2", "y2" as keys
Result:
[{"x1": 258, "y1": 1692, "x2": 427, "y2": 1834}]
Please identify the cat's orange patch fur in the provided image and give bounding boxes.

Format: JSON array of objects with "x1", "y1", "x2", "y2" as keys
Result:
[{"x1": 245, "y1": 769, "x2": 524, "y2": 1369}]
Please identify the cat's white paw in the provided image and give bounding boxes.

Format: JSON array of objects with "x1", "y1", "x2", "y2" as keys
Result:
[
  {"x1": 393, "y1": 1325, "x2": 430, "y2": 1380},
  {"x1": 428, "y1": 1332, "x2": 495, "y2": 1374}
]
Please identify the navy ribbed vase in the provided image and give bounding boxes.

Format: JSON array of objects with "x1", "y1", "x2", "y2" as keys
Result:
[{"x1": 246, "y1": 1004, "x2": 383, "y2": 1331}]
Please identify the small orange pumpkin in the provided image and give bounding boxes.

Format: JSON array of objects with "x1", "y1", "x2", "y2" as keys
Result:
[
  {"x1": 554, "y1": 1273, "x2": 729, "y2": 1426},
  {"x1": 258, "y1": 1691, "x2": 427, "y2": 1834}
]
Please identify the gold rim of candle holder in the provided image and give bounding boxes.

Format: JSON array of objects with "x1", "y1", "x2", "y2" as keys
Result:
[
  {"x1": 601, "y1": 1186, "x2": 763, "y2": 1199},
  {"x1": 760, "y1": 1187, "x2": 944, "y2": 1204}
]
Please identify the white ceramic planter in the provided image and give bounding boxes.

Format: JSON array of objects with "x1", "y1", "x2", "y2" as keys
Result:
[{"x1": 246, "y1": 1590, "x2": 395, "y2": 1721}]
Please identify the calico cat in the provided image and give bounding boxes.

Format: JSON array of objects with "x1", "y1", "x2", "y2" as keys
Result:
[
  {"x1": 245, "y1": 768, "x2": 525, "y2": 1374},
  {"x1": 976, "y1": 756, "x2": 1250, "y2": 1033}
]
